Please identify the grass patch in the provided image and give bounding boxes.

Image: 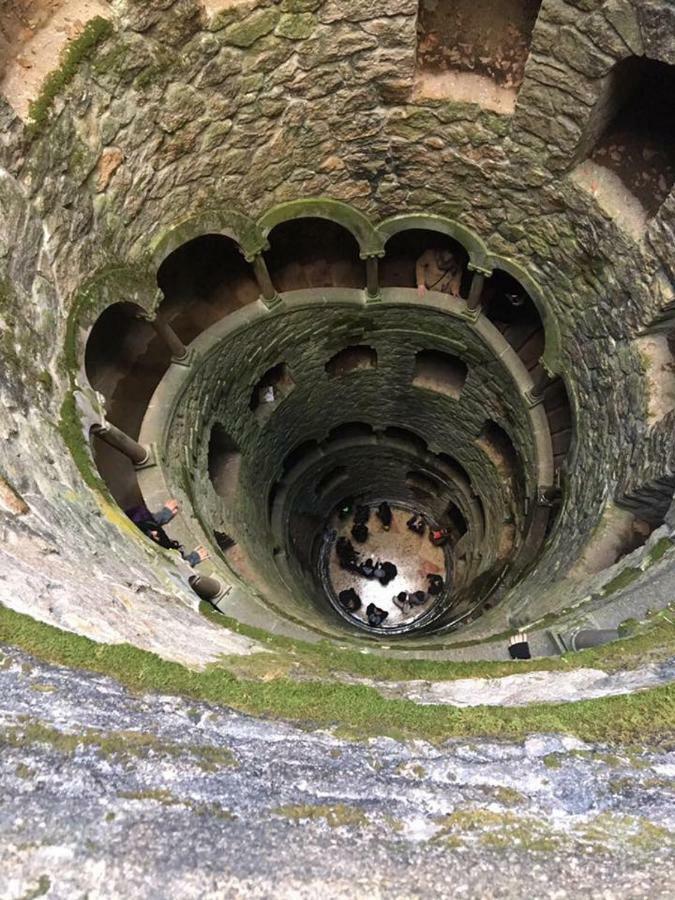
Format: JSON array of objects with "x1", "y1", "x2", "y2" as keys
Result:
[
  {"x1": 202, "y1": 601, "x2": 675, "y2": 682},
  {"x1": 27, "y1": 17, "x2": 114, "y2": 136},
  {"x1": 1, "y1": 603, "x2": 675, "y2": 745}
]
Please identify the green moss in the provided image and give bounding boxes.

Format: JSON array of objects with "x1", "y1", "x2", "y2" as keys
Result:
[
  {"x1": 435, "y1": 807, "x2": 561, "y2": 852},
  {"x1": 21, "y1": 875, "x2": 51, "y2": 900},
  {"x1": 601, "y1": 567, "x2": 641, "y2": 596},
  {"x1": 1, "y1": 718, "x2": 236, "y2": 770},
  {"x1": 15, "y1": 762, "x2": 35, "y2": 779},
  {"x1": 57, "y1": 393, "x2": 108, "y2": 494},
  {"x1": 202, "y1": 602, "x2": 675, "y2": 682},
  {"x1": 491, "y1": 786, "x2": 526, "y2": 807},
  {"x1": 647, "y1": 537, "x2": 673, "y2": 564},
  {"x1": 223, "y1": 9, "x2": 281, "y2": 48},
  {"x1": 274, "y1": 803, "x2": 368, "y2": 828},
  {"x1": 542, "y1": 753, "x2": 562, "y2": 769},
  {"x1": 2, "y1": 603, "x2": 675, "y2": 746},
  {"x1": 275, "y1": 13, "x2": 317, "y2": 40},
  {"x1": 27, "y1": 18, "x2": 114, "y2": 136}
]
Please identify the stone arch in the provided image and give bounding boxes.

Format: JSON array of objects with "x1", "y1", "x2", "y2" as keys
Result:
[
  {"x1": 483, "y1": 253, "x2": 563, "y2": 374},
  {"x1": 258, "y1": 198, "x2": 384, "y2": 259},
  {"x1": 149, "y1": 209, "x2": 264, "y2": 271},
  {"x1": 377, "y1": 213, "x2": 490, "y2": 269}
]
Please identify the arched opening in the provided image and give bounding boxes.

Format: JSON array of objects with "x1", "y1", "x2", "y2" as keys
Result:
[
  {"x1": 380, "y1": 228, "x2": 470, "y2": 299},
  {"x1": 482, "y1": 270, "x2": 544, "y2": 372},
  {"x1": 85, "y1": 302, "x2": 171, "y2": 510},
  {"x1": 413, "y1": 349, "x2": 468, "y2": 398},
  {"x1": 327, "y1": 422, "x2": 374, "y2": 444},
  {"x1": 635, "y1": 332, "x2": 675, "y2": 425},
  {"x1": 208, "y1": 424, "x2": 241, "y2": 499},
  {"x1": 446, "y1": 501, "x2": 468, "y2": 538},
  {"x1": 406, "y1": 469, "x2": 444, "y2": 501},
  {"x1": 437, "y1": 452, "x2": 473, "y2": 488},
  {"x1": 315, "y1": 466, "x2": 349, "y2": 499},
  {"x1": 157, "y1": 233, "x2": 258, "y2": 344},
  {"x1": 250, "y1": 363, "x2": 296, "y2": 421},
  {"x1": 325, "y1": 345, "x2": 378, "y2": 377},
  {"x1": 577, "y1": 57, "x2": 675, "y2": 219},
  {"x1": 383, "y1": 426, "x2": 428, "y2": 456},
  {"x1": 477, "y1": 420, "x2": 520, "y2": 480},
  {"x1": 283, "y1": 439, "x2": 320, "y2": 474},
  {"x1": 415, "y1": 0, "x2": 543, "y2": 111},
  {"x1": 264, "y1": 218, "x2": 366, "y2": 292},
  {"x1": 541, "y1": 377, "x2": 573, "y2": 470}
]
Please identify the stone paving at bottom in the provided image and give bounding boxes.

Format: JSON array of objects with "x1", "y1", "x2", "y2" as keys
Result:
[{"x1": 0, "y1": 644, "x2": 674, "y2": 899}]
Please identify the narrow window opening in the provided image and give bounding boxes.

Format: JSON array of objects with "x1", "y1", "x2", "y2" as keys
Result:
[
  {"x1": 325, "y1": 345, "x2": 377, "y2": 377},
  {"x1": 250, "y1": 362, "x2": 295, "y2": 420},
  {"x1": 413, "y1": 349, "x2": 467, "y2": 399},
  {"x1": 446, "y1": 502, "x2": 468, "y2": 537},
  {"x1": 327, "y1": 422, "x2": 374, "y2": 443},
  {"x1": 477, "y1": 420, "x2": 520, "y2": 479},
  {"x1": 208, "y1": 424, "x2": 241, "y2": 498}
]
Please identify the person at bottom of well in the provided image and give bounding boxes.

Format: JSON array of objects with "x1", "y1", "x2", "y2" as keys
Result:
[{"x1": 366, "y1": 603, "x2": 388, "y2": 627}]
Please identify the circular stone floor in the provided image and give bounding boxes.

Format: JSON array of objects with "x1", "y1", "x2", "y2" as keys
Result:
[{"x1": 327, "y1": 505, "x2": 449, "y2": 628}]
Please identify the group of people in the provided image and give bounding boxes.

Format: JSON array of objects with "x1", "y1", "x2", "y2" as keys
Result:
[
  {"x1": 334, "y1": 499, "x2": 451, "y2": 629},
  {"x1": 336, "y1": 536, "x2": 398, "y2": 586},
  {"x1": 336, "y1": 587, "x2": 390, "y2": 628},
  {"x1": 407, "y1": 512, "x2": 450, "y2": 547},
  {"x1": 392, "y1": 573, "x2": 444, "y2": 616},
  {"x1": 347, "y1": 501, "x2": 392, "y2": 545}
]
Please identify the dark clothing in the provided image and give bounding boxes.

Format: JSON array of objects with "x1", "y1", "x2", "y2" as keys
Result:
[
  {"x1": 379, "y1": 561, "x2": 398, "y2": 586},
  {"x1": 351, "y1": 523, "x2": 369, "y2": 544},
  {"x1": 376, "y1": 502, "x2": 392, "y2": 530},
  {"x1": 366, "y1": 603, "x2": 389, "y2": 627},
  {"x1": 338, "y1": 499, "x2": 353, "y2": 520},
  {"x1": 360, "y1": 559, "x2": 375, "y2": 578},
  {"x1": 410, "y1": 590, "x2": 427, "y2": 606},
  {"x1": 354, "y1": 505, "x2": 370, "y2": 525},
  {"x1": 338, "y1": 588, "x2": 361, "y2": 612},
  {"x1": 427, "y1": 574, "x2": 444, "y2": 596},
  {"x1": 508, "y1": 641, "x2": 532, "y2": 660},
  {"x1": 407, "y1": 515, "x2": 425, "y2": 536}
]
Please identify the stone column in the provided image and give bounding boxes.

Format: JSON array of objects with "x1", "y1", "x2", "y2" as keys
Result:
[
  {"x1": 151, "y1": 316, "x2": 189, "y2": 363},
  {"x1": 189, "y1": 573, "x2": 225, "y2": 602},
  {"x1": 366, "y1": 256, "x2": 381, "y2": 301},
  {"x1": 530, "y1": 368, "x2": 554, "y2": 400},
  {"x1": 252, "y1": 253, "x2": 281, "y2": 308},
  {"x1": 467, "y1": 271, "x2": 485, "y2": 311},
  {"x1": 91, "y1": 422, "x2": 151, "y2": 467}
]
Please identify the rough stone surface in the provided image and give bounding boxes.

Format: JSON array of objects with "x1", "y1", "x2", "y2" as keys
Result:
[{"x1": 1, "y1": 645, "x2": 674, "y2": 899}]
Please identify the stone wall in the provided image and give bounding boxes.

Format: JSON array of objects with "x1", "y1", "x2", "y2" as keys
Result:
[{"x1": 0, "y1": 0, "x2": 673, "y2": 647}]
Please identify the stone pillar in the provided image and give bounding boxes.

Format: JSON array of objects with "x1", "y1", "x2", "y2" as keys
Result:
[
  {"x1": 91, "y1": 422, "x2": 151, "y2": 467},
  {"x1": 151, "y1": 316, "x2": 189, "y2": 363},
  {"x1": 189, "y1": 573, "x2": 225, "y2": 602},
  {"x1": 366, "y1": 256, "x2": 380, "y2": 301},
  {"x1": 571, "y1": 628, "x2": 620, "y2": 651},
  {"x1": 252, "y1": 254, "x2": 281, "y2": 308},
  {"x1": 467, "y1": 271, "x2": 485, "y2": 311},
  {"x1": 530, "y1": 368, "x2": 554, "y2": 400}
]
